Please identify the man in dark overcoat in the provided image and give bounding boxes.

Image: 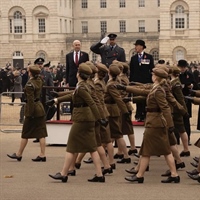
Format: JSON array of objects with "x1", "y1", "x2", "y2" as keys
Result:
[{"x1": 129, "y1": 39, "x2": 154, "y2": 121}]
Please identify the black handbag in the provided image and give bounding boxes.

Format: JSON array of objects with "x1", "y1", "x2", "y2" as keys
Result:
[{"x1": 45, "y1": 105, "x2": 57, "y2": 120}]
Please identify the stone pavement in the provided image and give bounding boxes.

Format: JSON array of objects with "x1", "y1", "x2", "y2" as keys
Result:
[{"x1": 0, "y1": 131, "x2": 200, "y2": 200}]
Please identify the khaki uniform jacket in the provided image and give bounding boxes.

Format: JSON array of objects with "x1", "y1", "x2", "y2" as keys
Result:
[
  {"x1": 94, "y1": 78, "x2": 110, "y2": 118},
  {"x1": 24, "y1": 77, "x2": 45, "y2": 118},
  {"x1": 87, "y1": 79, "x2": 105, "y2": 119},
  {"x1": 170, "y1": 77, "x2": 187, "y2": 113},
  {"x1": 118, "y1": 73, "x2": 133, "y2": 111},
  {"x1": 126, "y1": 84, "x2": 174, "y2": 128},
  {"x1": 57, "y1": 80, "x2": 101, "y2": 122},
  {"x1": 105, "y1": 79, "x2": 128, "y2": 117}
]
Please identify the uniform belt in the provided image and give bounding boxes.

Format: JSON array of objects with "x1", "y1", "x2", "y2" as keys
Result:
[
  {"x1": 73, "y1": 103, "x2": 88, "y2": 108},
  {"x1": 104, "y1": 101, "x2": 116, "y2": 104},
  {"x1": 146, "y1": 107, "x2": 161, "y2": 112},
  {"x1": 24, "y1": 98, "x2": 40, "y2": 103}
]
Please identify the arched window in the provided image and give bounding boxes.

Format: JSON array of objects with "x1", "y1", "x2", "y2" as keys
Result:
[
  {"x1": 170, "y1": 2, "x2": 189, "y2": 29},
  {"x1": 151, "y1": 50, "x2": 159, "y2": 62},
  {"x1": 176, "y1": 50, "x2": 184, "y2": 61},
  {"x1": 36, "y1": 51, "x2": 47, "y2": 60},
  {"x1": 9, "y1": 9, "x2": 26, "y2": 34}
]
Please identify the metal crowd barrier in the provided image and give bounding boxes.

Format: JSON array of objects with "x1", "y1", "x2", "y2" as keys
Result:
[{"x1": 0, "y1": 92, "x2": 25, "y2": 133}]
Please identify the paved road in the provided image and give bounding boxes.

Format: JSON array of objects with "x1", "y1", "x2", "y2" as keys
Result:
[{"x1": 0, "y1": 131, "x2": 200, "y2": 200}]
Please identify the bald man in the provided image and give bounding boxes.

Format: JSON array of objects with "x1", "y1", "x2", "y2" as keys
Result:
[{"x1": 66, "y1": 40, "x2": 89, "y2": 87}]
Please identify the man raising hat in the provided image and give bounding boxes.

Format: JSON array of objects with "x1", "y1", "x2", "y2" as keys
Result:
[
  {"x1": 129, "y1": 39, "x2": 154, "y2": 122},
  {"x1": 90, "y1": 33, "x2": 126, "y2": 69}
]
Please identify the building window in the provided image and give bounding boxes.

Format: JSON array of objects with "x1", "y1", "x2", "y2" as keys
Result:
[
  {"x1": 9, "y1": 19, "x2": 12, "y2": 33},
  {"x1": 100, "y1": 0, "x2": 107, "y2": 8},
  {"x1": 151, "y1": 50, "x2": 159, "y2": 61},
  {"x1": 176, "y1": 50, "x2": 184, "y2": 61},
  {"x1": 92, "y1": 53, "x2": 97, "y2": 62},
  {"x1": 138, "y1": 20, "x2": 145, "y2": 32},
  {"x1": 158, "y1": 20, "x2": 160, "y2": 32},
  {"x1": 175, "y1": 5, "x2": 185, "y2": 28},
  {"x1": 38, "y1": 18, "x2": 45, "y2": 33},
  {"x1": 119, "y1": 20, "x2": 126, "y2": 33},
  {"x1": 14, "y1": 11, "x2": 23, "y2": 33},
  {"x1": 158, "y1": 0, "x2": 160, "y2": 7},
  {"x1": 82, "y1": 21, "x2": 88, "y2": 33},
  {"x1": 171, "y1": 4, "x2": 189, "y2": 30},
  {"x1": 82, "y1": 0, "x2": 88, "y2": 8},
  {"x1": 119, "y1": 0, "x2": 126, "y2": 8},
  {"x1": 100, "y1": 21, "x2": 107, "y2": 33},
  {"x1": 138, "y1": 0, "x2": 145, "y2": 7}
]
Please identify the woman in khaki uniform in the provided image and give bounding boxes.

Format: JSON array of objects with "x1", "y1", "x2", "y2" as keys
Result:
[
  {"x1": 105, "y1": 64, "x2": 131, "y2": 163},
  {"x1": 74, "y1": 61, "x2": 112, "y2": 175},
  {"x1": 169, "y1": 66, "x2": 190, "y2": 155},
  {"x1": 48, "y1": 63, "x2": 106, "y2": 183},
  {"x1": 7, "y1": 65, "x2": 48, "y2": 162},
  {"x1": 94, "y1": 62, "x2": 115, "y2": 169},
  {"x1": 114, "y1": 61, "x2": 137, "y2": 157},
  {"x1": 116, "y1": 68, "x2": 180, "y2": 183}
]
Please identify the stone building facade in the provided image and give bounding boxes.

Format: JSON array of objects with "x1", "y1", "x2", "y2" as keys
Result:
[{"x1": 0, "y1": 0, "x2": 198, "y2": 67}]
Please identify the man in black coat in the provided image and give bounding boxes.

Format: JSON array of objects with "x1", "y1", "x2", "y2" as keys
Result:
[
  {"x1": 129, "y1": 39, "x2": 154, "y2": 121},
  {"x1": 178, "y1": 60, "x2": 198, "y2": 147},
  {"x1": 90, "y1": 33, "x2": 126, "y2": 68},
  {"x1": 66, "y1": 40, "x2": 89, "y2": 87}
]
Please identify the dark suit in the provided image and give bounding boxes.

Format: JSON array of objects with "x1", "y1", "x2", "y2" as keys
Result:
[
  {"x1": 90, "y1": 42, "x2": 125, "y2": 68},
  {"x1": 179, "y1": 70, "x2": 197, "y2": 142},
  {"x1": 129, "y1": 52, "x2": 154, "y2": 120},
  {"x1": 66, "y1": 51, "x2": 89, "y2": 87}
]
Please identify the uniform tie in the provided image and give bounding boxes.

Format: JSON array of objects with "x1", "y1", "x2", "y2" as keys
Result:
[{"x1": 75, "y1": 52, "x2": 79, "y2": 66}]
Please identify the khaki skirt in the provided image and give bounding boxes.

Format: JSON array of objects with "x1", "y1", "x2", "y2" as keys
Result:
[
  {"x1": 22, "y1": 116, "x2": 47, "y2": 139},
  {"x1": 67, "y1": 122, "x2": 97, "y2": 153},
  {"x1": 139, "y1": 127, "x2": 171, "y2": 156}
]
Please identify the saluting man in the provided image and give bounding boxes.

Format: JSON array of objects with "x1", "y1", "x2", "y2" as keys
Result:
[{"x1": 90, "y1": 33, "x2": 126, "y2": 68}]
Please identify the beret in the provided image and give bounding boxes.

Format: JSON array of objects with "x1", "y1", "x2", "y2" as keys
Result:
[{"x1": 152, "y1": 68, "x2": 168, "y2": 78}]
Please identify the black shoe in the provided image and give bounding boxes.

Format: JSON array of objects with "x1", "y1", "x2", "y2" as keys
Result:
[
  {"x1": 176, "y1": 162, "x2": 185, "y2": 170},
  {"x1": 125, "y1": 175, "x2": 144, "y2": 183},
  {"x1": 125, "y1": 167, "x2": 138, "y2": 174},
  {"x1": 113, "y1": 154, "x2": 124, "y2": 159},
  {"x1": 188, "y1": 174, "x2": 200, "y2": 181},
  {"x1": 186, "y1": 169, "x2": 199, "y2": 175},
  {"x1": 83, "y1": 157, "x2": 93, "y2": 164},
  {"x1": 32, "y1": 156, "x2": 46, "y2": 162},
  {"x1": 161, "y1": 170, "x2": 171, "y2": 177},
  {"x1": 67, "y1": 170, "x2": 76, "y2": 176},
  {"x1": 133, "y1": 161, "x2": 138, "y2": 165},
  {"x1": 75, "y1": 163, "x2": 81, "y2": 169},
  {"x1": 134, "y1": 153, "x2": 140, "y2": 158},
  {"x1": 117, "y1": 158, "x2": 131, "y2": 164},
  {"x1": 180, "y1": 151, "x2": 190, "y2": 157},
  {"x1": 161, "y1": 176, "x2": 180, "y2": 183},
  {"x1": 102, "y1": 167, "x2": 113, "y2": 175},
  {"x1": 128, "y1": 149, "x2": 138, "y2": 155},
  {"x1": 33, "y1": 139, "x2": 39, "y2": 143},
  {"x1": 7, "y1": 153, "x2": 22, "y2": 161},
  {"x1": 88, "y1": 175, "x2": 105, "y2": 182},
  {"x1": 193, "y1": 157, "x2": 199, "y2": 163},
  {"x1": 49, "y1": 172, "x2": 68, "y2": 182},
  {"x1": 110, "y1": 163, "x2": 116, "y2": 170},
  {"x1": 190, "y1": 162, "x2": 198, "y2": 168}
]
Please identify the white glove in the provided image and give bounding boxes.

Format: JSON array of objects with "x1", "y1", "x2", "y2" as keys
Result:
[{"x1": 100, "y1": 36, "x2": 109, "y2": 44}]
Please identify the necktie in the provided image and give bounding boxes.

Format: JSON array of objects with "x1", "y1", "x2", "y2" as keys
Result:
[
  {"x1": 110, "y1": 46, "x2": 113, "y2": 51},
  {"x1": 75, "y1": 52, "x2": 79, "y2": 66},
  {"x1": 138, "y1": 54, "x2": 142, "y2": 63}
]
